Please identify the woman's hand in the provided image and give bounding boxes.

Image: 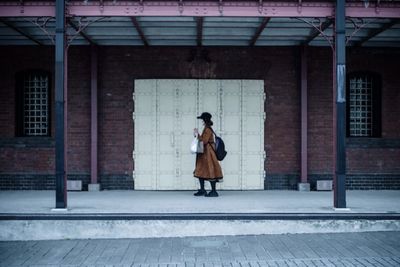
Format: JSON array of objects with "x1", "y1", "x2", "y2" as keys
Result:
[{"x1": 193, "y1": 128, "x2": 199, "y2": 137}]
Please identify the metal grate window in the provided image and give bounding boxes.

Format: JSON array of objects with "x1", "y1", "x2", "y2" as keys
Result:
[
  {"x1": 23, "y1": 73, "x2": 49, "y2": 136},
  {"x1": 349, "y1": 75, "x2": 373, "y2": 137}
]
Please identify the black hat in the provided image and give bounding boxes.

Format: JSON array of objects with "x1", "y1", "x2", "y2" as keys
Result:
[{"x1": 197, "y1": 112, "x2": 212, "y2": 121}]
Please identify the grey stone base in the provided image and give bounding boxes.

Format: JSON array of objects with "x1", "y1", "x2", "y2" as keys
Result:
[
  {"x1": 265, "y1": 174, "x2": 400, "y2": 190},
  {"x1": 88, "y1": 183, "x2": 101, "y2": 191},
  {"x1": 0, "y1": 174, "x2": 399, "y2": 190},
  {"x1": 298, "y1": 183, "x2": 310, "y2": 191},
  {"x1": 0, "y1": 174, "x2": 134, "y2": 190}
]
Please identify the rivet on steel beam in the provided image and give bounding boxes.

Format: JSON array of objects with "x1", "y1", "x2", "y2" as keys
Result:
[
  {"x1": 99, "y1": 0, "x2": 104, "y2": 13},
  {"x1": 139, "y1": 0, "x2": 144, "y2": 12},
  {"x1": 179, "y1": 0, "x2": 184, "y2": 15},
  {"x1": 19, "y1": 0, "x2": 24, "y2": 14},
  {"x1": 376, "y1": 0, "x2": 381, "y2": 14},
  {"x1": 219, "y1": 0, "x2": 223, "y2": 15},
  {"x1": 258, "y1": 0, "x2": 263, "y2": 14},
  {"x1": 298, "y1": 0, "x2": 302, "y2": 13}
]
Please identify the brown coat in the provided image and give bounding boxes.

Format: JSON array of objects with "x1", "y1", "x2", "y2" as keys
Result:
[{"x1": 194, "y1": 127, "x2": 223, "y2": 180}]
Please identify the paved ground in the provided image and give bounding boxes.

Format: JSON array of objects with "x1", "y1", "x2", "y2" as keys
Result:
[
  {"x1": 1, "y1": 232, "x2": 399, "y2": 267},
  {"x1": 1, "y1": 190, "x2": 399, "y2": 214}
]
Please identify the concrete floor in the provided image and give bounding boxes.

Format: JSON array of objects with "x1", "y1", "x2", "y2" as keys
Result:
[{"x1": 0, "y1": 190, "x2": 399, "y2": 214}]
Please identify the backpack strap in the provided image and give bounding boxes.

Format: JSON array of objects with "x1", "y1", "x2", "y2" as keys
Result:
[
  {"x1": 208, "y1": 127, "x2": 218, "y2": 138},
  {"x1": 206, "y1": 127, "x2": 217, "y2": 154}
]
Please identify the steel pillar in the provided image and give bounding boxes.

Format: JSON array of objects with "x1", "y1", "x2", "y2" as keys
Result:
[
  {"x1": 55, "y1": 0, "x2": 67, "y2": 208},
  {"x1": 334, "y1": 0, "x2": 346, "y2": 208}
]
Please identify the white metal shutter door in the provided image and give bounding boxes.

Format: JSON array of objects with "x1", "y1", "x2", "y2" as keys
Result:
[
  {"x1": 177, "y1": 79, "x2": 198, "y2": 190},
  {"x1": 157, "y1": 80, "x2": 179, "y2": 190},
  {"x1": 241, "y1": 80, "x2": 265, "y2": 189},
  {"x1": 219, "y1": 80, "x2": 242, "y2": 190},
  {"x1": 133, "y1": 80, "x2": 157, "y2": 190}
]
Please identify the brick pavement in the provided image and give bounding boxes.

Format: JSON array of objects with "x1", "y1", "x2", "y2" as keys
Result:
[{"x1": 0, "y1": 232, "x2": 399, "y2": 267}]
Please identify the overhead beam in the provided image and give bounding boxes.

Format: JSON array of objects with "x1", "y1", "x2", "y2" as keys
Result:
[
  {"x1": 249, "y1": 17, "x2": 270, "y2": 46},
  {"x1": 1, "y1": 1, "x2": 400, "y2": 18},
  {"x1": 354, "y1": 19, "x2": 399, "y2": 46},
  {"x1": 303, "y1": 18, "x2": 333, "y2": 45},
  {"x1": 0, "y1": 18, "x2": 43, "y2": 45},
  {"x1": 130, "y1": 17, "x2": 148, "y2": 46},
  {"x1": 196, "y1": 17, "x2": 203, "y2": 46},
  {"x1": 67, "y1": 18, "x2": 95, "y2": 45}
]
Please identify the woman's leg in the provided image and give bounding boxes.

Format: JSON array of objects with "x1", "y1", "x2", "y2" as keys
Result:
[
  {"x1": 199, "y1": 178, "x2": 205, "y2": 190},
  {"x1": 194, "y1": 178, "x2": 206, "y2": 196},
  {"x1": 205, "y1": 181, "x2": 218, "y2": 197},
  {"x1": 210, "y1": 181, "x2": 216, "y2": 192}
]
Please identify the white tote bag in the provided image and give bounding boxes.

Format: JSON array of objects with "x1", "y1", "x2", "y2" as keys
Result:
[{"x1": 190, "y1": 138, "x2": 204, "y2": 154}]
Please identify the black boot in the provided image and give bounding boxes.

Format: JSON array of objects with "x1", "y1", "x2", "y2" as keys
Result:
[
  {"x1": 194, "y1": 189, "x2": 207, "y2": 196},
  {"x1": 194, "y1": 179, "x2": 207, "y2": 196},
  {"x1": 205, "y1": 181, "x2": 218, "y2": 197}
]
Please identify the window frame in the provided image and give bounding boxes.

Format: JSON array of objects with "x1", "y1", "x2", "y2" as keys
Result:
[
  {"x1": 346, "y1": 71, "x2": 381, "y2": 138},
  {"x1": 15, "y1": 70, "x2": 52, "y2": 137}
]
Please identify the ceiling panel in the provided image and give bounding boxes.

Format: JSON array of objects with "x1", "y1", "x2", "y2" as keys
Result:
[{"x1": 0, "y1": 16, "x2": 398, "y2": 47}]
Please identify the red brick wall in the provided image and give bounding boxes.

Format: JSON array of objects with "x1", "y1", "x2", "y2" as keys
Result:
[
  {"x1": 0, "y1": 46, "x2": 399, "y2": 186},
  {"x1": 67, "y1": 47, "x2": 91, "y2": 173},
  {"x1": 346, "y1": 48, "x2": 400, "y2": 174},
  {"x1": 0, "y1": 46, "x2": 55, "y2": 174},
  {"x1": 307, "y1": 48, "x2": 334, "y2": 174}
]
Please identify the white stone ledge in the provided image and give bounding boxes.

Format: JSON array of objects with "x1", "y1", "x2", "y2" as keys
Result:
[{"x1": 1, "y1": 219, "x2": 399, "y2": 241}]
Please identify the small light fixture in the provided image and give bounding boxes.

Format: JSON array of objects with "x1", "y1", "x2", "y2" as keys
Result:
[{"x1": 363, "y1": 0, "x2": 369, "y2": 8}]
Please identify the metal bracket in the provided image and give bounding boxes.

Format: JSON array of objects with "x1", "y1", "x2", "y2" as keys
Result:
[
  {"x1": 67, "y1": 17, "x2": 105, "y2": 47},
  {"x1": 132, "y1": 171, "x2": 136, "y2": 180},
  {"x1": 132, "y1": 151, "x2": 136, "y2": 160},
  {"x1": 28, "y1": 17, "x2": 55, "y2": 44},
  {"x1": 26, "y1": 16, "x2": 105, "y2": 47},
  {"x1": 345, "y1": 18, "x2": 374, "y2": 45},
  {"x1": 297, "y1": 18, "x2": 334, "y2": 49},
  {"x1": 132, "y1": 112, "x2": 136, "y2": 121}
]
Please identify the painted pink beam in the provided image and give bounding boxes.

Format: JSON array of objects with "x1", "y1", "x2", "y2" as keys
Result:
[
  {"x1": 0, "y1": 1, "x2": 399, "y2": 18},
  {"x1": 300, "y1": 46, "x2": 308, "y2": 184},
  {"x1": 91, "y1": 46, "x2": 98, "y2": 185}
]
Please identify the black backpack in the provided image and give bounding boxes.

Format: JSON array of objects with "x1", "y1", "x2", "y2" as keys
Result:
[{"x1": 209, "y1": 128, "x2": 227, "y2": 161}]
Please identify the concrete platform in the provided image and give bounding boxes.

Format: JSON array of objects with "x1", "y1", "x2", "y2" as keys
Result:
[
  {"x1": 1, "y1": 190, "x2": 399, "y2": 240},
  {"x1": 0, "y1": 190, "x2": 399, "y2": 214}
]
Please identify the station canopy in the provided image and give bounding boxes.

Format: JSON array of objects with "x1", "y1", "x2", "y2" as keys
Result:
[{"x1": 0, "y1": 0, "x2": 399, "y2": 47}]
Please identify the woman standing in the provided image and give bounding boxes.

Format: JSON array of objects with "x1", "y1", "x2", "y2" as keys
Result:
[{"x1": 193, "y1": 112, "x2": 223, "y2": 197}]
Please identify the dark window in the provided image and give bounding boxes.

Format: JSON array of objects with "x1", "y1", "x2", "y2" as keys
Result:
[
  {"x1": 346, "y1": 72, "x2": 381, "y2": 137},
  {"x1": 16, "y1": 71, "x2": 51, "y2": 136}
]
